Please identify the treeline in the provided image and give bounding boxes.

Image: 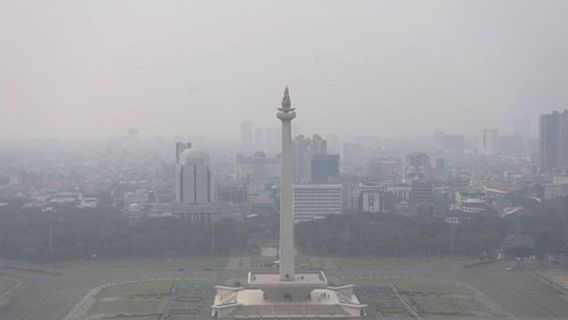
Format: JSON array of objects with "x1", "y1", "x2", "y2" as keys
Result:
[
  {"x1": 0, "y1": 206, "x2": 251, "y2": 262},
  {"x1": 296, "y1": 197, "x2": 568, "y2": 258},
  {"x1": 0, "y1": 197, "x2": 567, "y2": 262}
]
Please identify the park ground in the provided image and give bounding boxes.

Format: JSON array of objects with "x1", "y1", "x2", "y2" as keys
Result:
[{"x1": 1, "y1": 256, "x2": 568, "y2": 320}]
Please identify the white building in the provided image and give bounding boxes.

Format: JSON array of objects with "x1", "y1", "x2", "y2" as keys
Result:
[
  {"x1": 174, "y1": 148, "x2": 213, "y2": 204},
  {"x1": 293, "y1": 184, "x2": 342, "y2": 222},
  {"x1": 455, "y1": 191, "x2": 487, "y2": 213}
]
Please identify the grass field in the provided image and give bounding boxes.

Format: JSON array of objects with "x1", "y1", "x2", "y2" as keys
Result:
[
  {"x1": 91, "y1": 298, "x2": 161, "y2": 315},
  {"x1": 99, "y1": 280, "x2": 175, "y2": 298},
  {"x1": 411, "y1": 295, "x2": 483, "y2": 315},
  {"x1": 342, "y1": 275, "x2": 469, "y2": 295},
  {"x1": 0, "y1": 277, "x2": 19, "y2": 296},
  {"x1": 75, "y1": 258, "x2": 226, "y2": 270},
  {"x1": 334, "y1": 257, "x2": 438, "y2": 269}
]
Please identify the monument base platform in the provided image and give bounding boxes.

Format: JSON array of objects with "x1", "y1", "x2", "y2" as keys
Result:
[{"x1": 211, "y1": 271, "x2": 366, "y2": 319}]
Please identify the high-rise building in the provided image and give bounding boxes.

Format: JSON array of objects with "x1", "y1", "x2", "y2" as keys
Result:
[
  {"x1": 359, "y1": 184, "x2": 383, "y2": 213},
  {"x1": 312, "y1": 134, "x2": 327, "y2": 155},
  {"x1": 174, "y1": 146, "x2": 213, "y2": 204},
  {"x1": 127, "y1": 128, "x2": 139, "y2": 143},
  {"x1": 293, "y1": 134, "x2": 329, "y2": 183},
  {"x1": 311, "y1": 154, "x2": 340, "y2": 183},
  {"x1": 481, "y1": 129, "x2": 499, "y2": 155},
  {"x1": 410, "y1": 180, "x2": 433, "y2": 205},
  {"x1": 403, "y1": 153, "x2": 431, "y2": 182},
  {"x1": 175, "y1": 142, "x2": 192, "y2": 163},
  {"x1": 240, "y1": 121, "x2": 253, "y2": 147},
  {"x1": 539, "y1": 110, "x2": 568, "y2": 169}
]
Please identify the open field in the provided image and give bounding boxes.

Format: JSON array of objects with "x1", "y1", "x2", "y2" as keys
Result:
[
  {"x1": 333, "y1": 257, "x2": 439, "y2": 269},
  {"x1": 3, "y1": 258, "x2": 568, "y2": 320},
  {"x1": 91, "y1": 298, "x2": 161, "y2": 315},
  {"x1": 98, "y1": 280, "x2": 176, "y2": 298},
  {"x1": 345, "y1": 276, "x2": 488, "y2": 319},
  {"x1": 0, "y1": 277, "x2": 19, "y2": 295},
  {"x1": 72, "y1": 258, "x2": 226, "y2": 270}
]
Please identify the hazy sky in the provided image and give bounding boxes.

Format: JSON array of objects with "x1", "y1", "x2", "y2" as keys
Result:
[{"x1": 1, "y1": 0, "x2": 567, "y2": 141}]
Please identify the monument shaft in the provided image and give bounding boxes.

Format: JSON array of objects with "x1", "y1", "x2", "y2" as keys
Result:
[{"x1": 277, "y1": 86, "x2": 296, "y2": 280}]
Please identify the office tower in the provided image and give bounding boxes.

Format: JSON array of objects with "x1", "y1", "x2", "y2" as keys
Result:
[
  {"x1": 311, "y1": 154, "x2": 340, "y2": 183},
  {"x1": 240, "y1": 121, "x2": 253, "y2": 147},
  {"x1": 539, "y1": 110, "x2": 568, "y2": 169},
  {"x1": 481, "y1": 129, "x2": 499, "y2": 155},
  {"x1": 293, "y1": 134, "x2": 329, "y2": 183},
  {"x1": 127, "y1": 128, "x2": 139, "y2": 142},
  {"x1": 312, "y1": 134, "x2": 327, "y2": 155},
  {"x1": 174, "y1": 146, "x2": 213, "y2": 204},
  {"x1": 359, "y1": 184, "x2": 383, "y2": 213},
  {"x1": 175, "y1": 142, "x2": 192, "y2": 163},
  {"x1": 410, "y1": 180, "x2": 433, "y2": 205},
  {"x1": 403, "y1": 153, "x2": 431, "y2": 182}
]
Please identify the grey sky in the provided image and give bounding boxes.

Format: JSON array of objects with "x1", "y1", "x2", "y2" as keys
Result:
[{"x1": 1, "y1": 0, "x2": 567, "y2": 141}]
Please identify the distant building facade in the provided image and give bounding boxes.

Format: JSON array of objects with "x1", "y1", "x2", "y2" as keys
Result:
[
  {"x1": 293, "y1": 134, "x2": 329, "y2": 183},
  {"x1": 359, "y1": 184, "x2": 383, "y2": 213},
  {"x1": 240, "y1": 121, "x2": 253, "y2": 148},
  {"x1": 410, "y1": 180, "x2": 433, "y2": 205},
  {"x1": 539, "y1": 110, "x2": 568, "y2": 169},
  {"x1": 174, "y1": 148, "x2": 213, "y2": 204},
  {"x1": 236, "y1": 152, "x2": 280, "y2": 181},
  {"x1": 311, "y1": 154, "x2": 340, "y2": 183},
  {"x1": 481, "y1": 129, "x2": 499, "y2": 155},
  {"x1": 293, "y1": 184, "x2": 342, "y2": 222},
  {"x1": 455, "y1": 191, "x2": 487, "y2": 213}
]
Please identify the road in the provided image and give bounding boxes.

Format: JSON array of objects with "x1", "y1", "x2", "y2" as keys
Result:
[{"x1": 1, "y1": 258, "x2": 568, "y2": 320}]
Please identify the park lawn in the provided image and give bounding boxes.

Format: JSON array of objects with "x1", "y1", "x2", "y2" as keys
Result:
[
  {"x1": 0, "y1": 277, "x2": 19, "y2": 296},
  {"x1": 334, "y1": 257, "x2": 438, "y2": 269},
  {"x1": 392, "y1": 278, "x2": 469, "y2": 295},
  {"x1": 411, "y1": 295, "x2": 483, "y2": 315},
  {"x1": 99, "y1": 279, "x2": 217, "y2": 299},
  {"x1": 91, "y1": 298, "x2": 161, "y2": 315},
  {"x1": 76, "y1": 258, "x2": 226, "y2": 270},
  {"x1": 341, "y1": 276, "x2": 470, "y2": 295},
  {"x1": 99, "y1": 280, "x2": 175, "y2": 298}
]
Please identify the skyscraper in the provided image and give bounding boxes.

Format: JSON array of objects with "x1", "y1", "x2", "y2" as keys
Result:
[
  {"x1": 311, "y1": 154, "x2": 340, "y2": 183},
  {"x1": 293, "y1": 134, "x2": 331, "y2": 183},
  {"x1": 240, "y1": 120, "x2": 253, "y2": 148},
  {"x1": 174, "y1": 146, "x2": 213, "y2": 204},
  {"x1": 481, "y1": 129, "x2": 499, "y2": 155},
  {"x1": 539, "y1": 110, "x2": 568, "y2": 169}
]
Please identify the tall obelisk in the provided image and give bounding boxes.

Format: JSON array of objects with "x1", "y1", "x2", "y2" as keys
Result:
[{"x1": 277, "y1": 86, "x2": 296, "y2": 281}]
